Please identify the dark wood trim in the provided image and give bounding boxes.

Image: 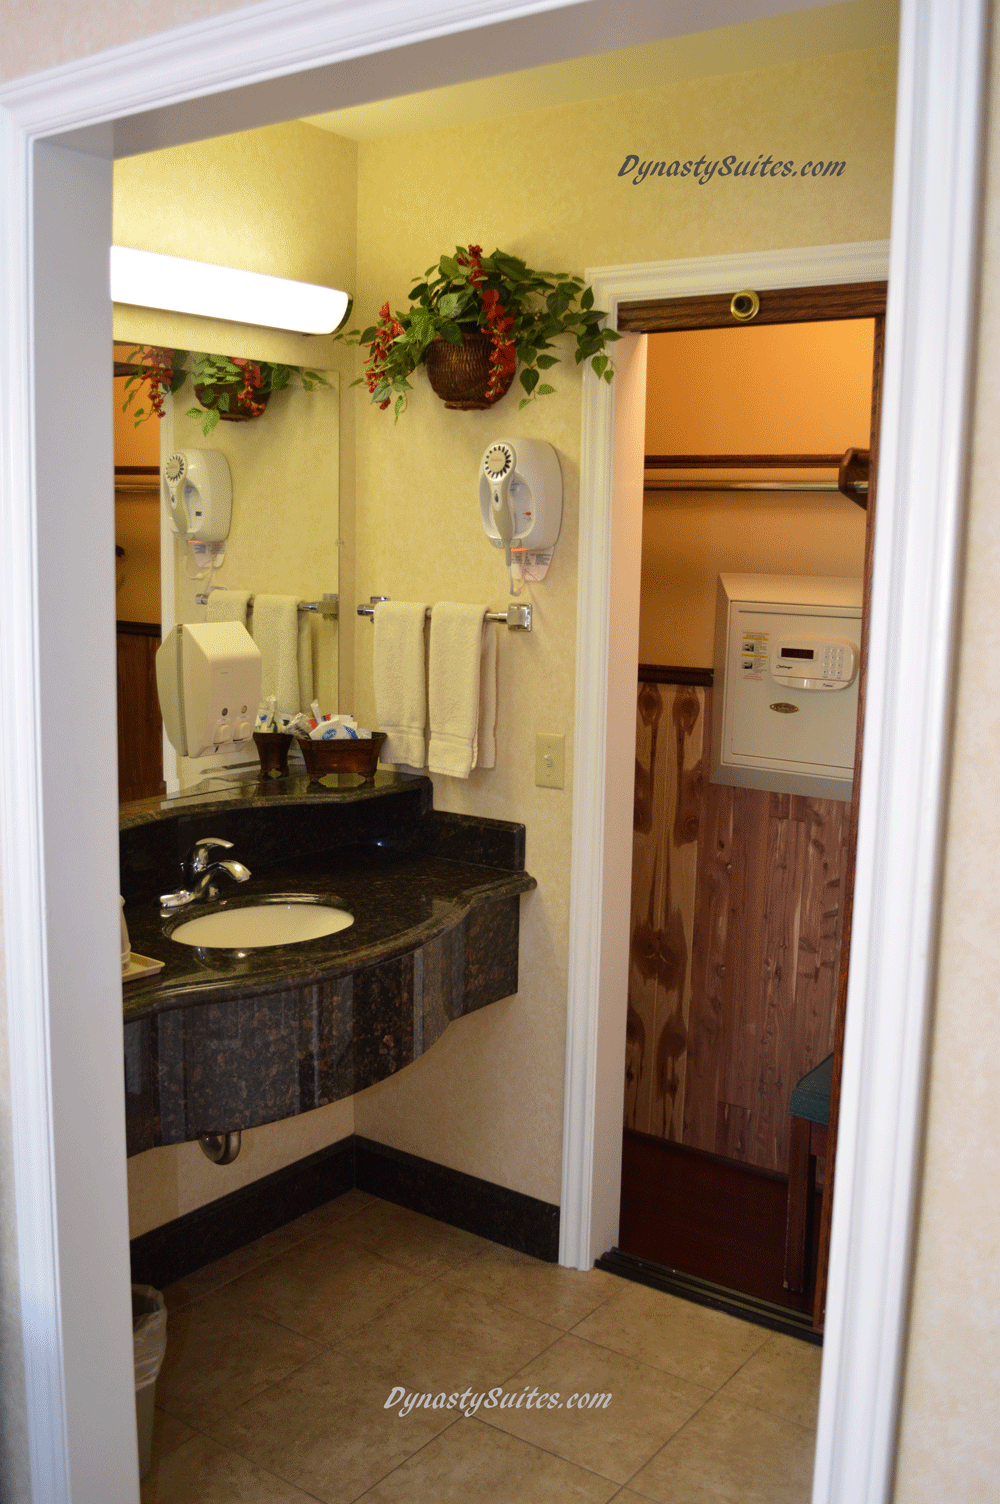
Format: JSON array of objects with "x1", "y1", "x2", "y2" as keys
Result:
[
  {"x1": 813, "y1": 311, "x2": 887, "y2": 1331},
  {"x1": 129, "y1": 1135, "x2": 560, "y2": 1288},
  {"x1": 355, "y1": 1137, "x2": 559, "y2": 1262},
  {"x1": 838, "y1": 448, "x2": 871, "y2": 508},
  {"x1": 618, "y1": 280, "x2": 887, "y2": 333},
  {"x1": 596, "y1": 1248, "x2": 822, "y2": 1345},
  {"x1": 638, "y1": 663, "x2": 714, "y2": 686},
  {"x1": 116, "y1": 620, "x2": 161, "y2": 637},
  {"x1": 645, "y1": 453, "x2": 846, "y2": 470},
  {"x1": 116, "y1": 465, "x2": 160, "y2": 476}
]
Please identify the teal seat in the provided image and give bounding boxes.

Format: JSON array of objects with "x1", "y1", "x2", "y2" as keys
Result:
[{"x1": 788, "y1": 1054, "x2": 833, "y2": 1126}]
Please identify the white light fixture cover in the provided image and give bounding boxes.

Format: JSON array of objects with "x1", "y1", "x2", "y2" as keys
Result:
[{"x1": 110, "y1": 246, "x2": 351, "y2": 335}]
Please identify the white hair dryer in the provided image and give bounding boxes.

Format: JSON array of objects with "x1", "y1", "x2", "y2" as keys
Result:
[{"x1": 163, "y1": 449, "x2": 232, "y2": 543}]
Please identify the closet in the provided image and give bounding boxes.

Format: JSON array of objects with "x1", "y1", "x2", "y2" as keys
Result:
[{"x1": 619, "y1": 306, "x2": 881, "y2": 1329}]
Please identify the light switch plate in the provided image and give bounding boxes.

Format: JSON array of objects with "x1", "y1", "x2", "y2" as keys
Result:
[{"x1": 535, "y1": 732, "x2": 565, "y2": 789}]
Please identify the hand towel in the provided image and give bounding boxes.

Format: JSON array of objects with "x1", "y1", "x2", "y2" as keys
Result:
[
  {"x1": 206, "y1": 588, "x2": 251, "y2": 624},
  {"x1": 373, "y1": 601, "x2": 428, "y2": 767},
  {"x1": 428, "y1": 602, "x2": 496, "y2": 778},
  {"x1": 297, "y1": 609, "x2": 314, "y2": 715},
  {"x1": 251, "y1": 594, "x2": 301, "y2": 717}
]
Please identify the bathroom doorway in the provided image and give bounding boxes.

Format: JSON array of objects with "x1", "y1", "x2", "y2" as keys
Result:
[{"x1": 615, "y1": 303, "x2": 882, "y2": 1332}]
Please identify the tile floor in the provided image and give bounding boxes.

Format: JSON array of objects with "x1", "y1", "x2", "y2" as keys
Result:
[{"x1": 142, "y1": 1191, "x2": 821, "y2": 1503}]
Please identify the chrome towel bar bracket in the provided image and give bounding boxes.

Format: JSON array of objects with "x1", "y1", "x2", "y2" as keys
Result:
[{"x1": 356, "y1": 597, "x2": 532, "y2": 632}]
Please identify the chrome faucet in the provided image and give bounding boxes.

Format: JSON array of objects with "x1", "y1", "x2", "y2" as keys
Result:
[{"x1": 160, "y1": 838, "x2": 251, "y2": 910}]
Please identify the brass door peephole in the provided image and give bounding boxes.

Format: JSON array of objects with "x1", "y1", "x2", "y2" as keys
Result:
[{"x1": 730, "y1": 289, "x2": 760, "y2": 321}]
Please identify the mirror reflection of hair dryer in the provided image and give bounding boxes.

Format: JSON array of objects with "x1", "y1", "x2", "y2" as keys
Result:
[{"x1": 482, "y1": 441, "x2": 516, "y2": 566}]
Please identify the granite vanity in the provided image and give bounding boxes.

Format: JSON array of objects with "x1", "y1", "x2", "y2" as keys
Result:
[{"x1": 121, "y1": 769, "x2": 535, "y2": 1157}]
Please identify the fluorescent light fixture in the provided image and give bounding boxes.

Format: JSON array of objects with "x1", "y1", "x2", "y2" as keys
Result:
[{"x1": 110, "y1": 246, "x2": 351, "y2": 335}]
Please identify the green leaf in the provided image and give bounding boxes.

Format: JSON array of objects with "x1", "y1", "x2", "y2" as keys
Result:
[
  {"x1": 184, "y1": 406, "x2": 203, "y2": 420},
  {"x1": 439, "y1": 255, "x2": 460, "y2": 279},
  {"x1": 519, "y1": 396, "x2": 533, "y2": 409},
  {"x1": 604, "y1": 368, "x2": 614, "y2": 383},
  {"x1": 535, "y1": 354, "x2": 560, "y2": 369},
  {"x1": 201, "y1": 410, "x2": 220, "y2": 436},
  {"x1": 581, "y1": 286, "x2": 594, "y2": 310},
  {"x1": 520, "y1": 367, "x2": 539, "y2": 395},
  {"x1": 591, "y1": 355, "x2": 609, "y2": 379},
  {"x1": 536, "y1": 384, "x2": 555, "y2": 396}
]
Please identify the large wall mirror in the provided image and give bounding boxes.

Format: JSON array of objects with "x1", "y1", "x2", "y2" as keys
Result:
[{"x1": 113, "y1": 343, "x2": 340, "y2": 803}]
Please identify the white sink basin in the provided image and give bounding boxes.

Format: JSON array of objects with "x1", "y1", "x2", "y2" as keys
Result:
[{"x1": 170, "y1": 902, "x2": 354, "y2": 949}]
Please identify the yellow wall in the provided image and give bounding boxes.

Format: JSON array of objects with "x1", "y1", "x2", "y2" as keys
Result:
[
  {"x1": 349, "y1": 45, "x2": 896, "y2": 1205},
  {"x1": 641, "y1": 321, "x2": 872, "y2": 665},
  {"x1": 113, "y1": 120, "x2": 360, "y2": 1236}
]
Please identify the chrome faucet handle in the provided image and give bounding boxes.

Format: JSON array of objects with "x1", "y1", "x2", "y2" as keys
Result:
[
  {"x1": 188, "y1": 837, "x2": 234, "y2": 875},
  {"x1": 160, "y1": 888, "x2": 194, "y2": 910}
]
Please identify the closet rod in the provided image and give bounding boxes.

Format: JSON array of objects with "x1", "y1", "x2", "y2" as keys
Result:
[
  {"x1": 644, "y1": 452, "x2": 850, "y2": 469},
  {"x1": 357, "y1": 598, "x2": 532, "y2": 632},
  {"x1": 644, "y1": 478, "x2": 867, "y2": 493},
  {"x1": 194, "y1": 589, "x2": 339, "y2": 617}
]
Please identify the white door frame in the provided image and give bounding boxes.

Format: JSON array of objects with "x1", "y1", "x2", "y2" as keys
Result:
[
  {"x1": 560, "y1": 5, "x2": 988, "y2": 1504},
  {"x1": 0, "y1": 0, "x2": 986, "y2": 1500}
]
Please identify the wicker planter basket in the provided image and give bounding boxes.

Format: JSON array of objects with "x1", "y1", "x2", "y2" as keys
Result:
[
  {"x1": 193, "y1": 381, "x2": 272, "y2": 422},
  {"x1": 425, "y1": 332, "x2": 515, "y2": 410}
]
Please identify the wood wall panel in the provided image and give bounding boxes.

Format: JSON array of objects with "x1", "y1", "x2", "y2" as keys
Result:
[
  {"x1": 626, "y1": 681, "x2": 705, "y2": 1139},
  {"x1": 628, "y1": 677, "x2": 847, "y2": 1174},
  {"x1": 117, "y1": 623, "x2": 165, "y2": 804}
]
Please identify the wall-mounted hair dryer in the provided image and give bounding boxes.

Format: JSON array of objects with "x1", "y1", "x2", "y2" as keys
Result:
[
  {"x1": 479, "y1": 438, "x2": 562, "y2": 589},
  {"x1": 163, "y1": 449, "x2": 232, "y2": 543}
]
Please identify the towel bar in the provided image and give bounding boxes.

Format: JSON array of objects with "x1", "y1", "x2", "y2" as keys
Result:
[
  {"x1": 194, "y1": 589, "x2": 339, "y2": 618},
  {"x1": 356, "y1": 597, "x2": 532, "y2": 632}
]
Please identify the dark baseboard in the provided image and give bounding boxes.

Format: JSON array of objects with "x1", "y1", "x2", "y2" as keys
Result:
[
  {"x1": 596, "y1": 1248, "x2": 822, "y2": 1345},
  {"x1": 355, "y1": 1137, "x2": 559, "y2": 1262},
  {"x1": 130, "y1": 1137, "x2": 355, "y2": 1289},
  {"x1": 130, "y1": 1134, "x2": 559, "y2": 1288}
]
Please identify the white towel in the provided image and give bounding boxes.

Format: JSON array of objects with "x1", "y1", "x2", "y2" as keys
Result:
[
  {"x1": 374, "y1": 601, "x2": 428, "y2": 767},
  {"x1": 428, "y1": 602, "x2": 496, "y2": 778},
  {"x1": 206, "y1": 589, "x2": 250, "y2": 624},
  {"x1": 251, "y1": 594, "x2": 301, "y2": 717},
  {"x1": 297, "y1": 610, "x2": 314, "y2": 714}
]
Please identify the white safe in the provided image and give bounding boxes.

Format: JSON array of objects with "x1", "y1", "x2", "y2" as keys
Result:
[{"x1": 710, "y1": 573, "x2": 863, "y2": 802}]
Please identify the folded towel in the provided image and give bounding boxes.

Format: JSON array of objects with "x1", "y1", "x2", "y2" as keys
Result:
[
  {"x1": 297, "y1": 610, "x2": 314, "y2": 715},
  {"x1": 206, "y1": 589, "x2": 250, "y2": 624},
  {"x1": 374, "y1": 601, "x2": 428, "y2": 767},
  {"x1": 428, "y1": 602, "x2": 496, "y2": 778},
  {"x1": 251, "y1": 594, "x2": 301, "y2": 717}
]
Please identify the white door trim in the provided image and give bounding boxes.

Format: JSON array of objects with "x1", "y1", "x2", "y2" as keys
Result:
[
  {"x1": 0, "y1": 0, "x2": 986, "y2": 1500},
  {"x1": 562, "y1": 7, "x2": 988, "y2": 1504}
]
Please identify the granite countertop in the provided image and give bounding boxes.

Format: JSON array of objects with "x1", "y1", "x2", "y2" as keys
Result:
[{"x1": 122, "y1": 843, "x2": 536, "y2": 1023}]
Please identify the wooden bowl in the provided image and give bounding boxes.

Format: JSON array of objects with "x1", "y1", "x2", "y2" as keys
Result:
[
  {"x1": 253, "y1": 731, "x2": 293, "y2": 777},
  {"x1": 295, "y1": 732, "x2": 387, "y2": 779}
]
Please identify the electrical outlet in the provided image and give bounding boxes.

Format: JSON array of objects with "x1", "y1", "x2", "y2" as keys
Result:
[{"x1": 535, "y1": 732, "x2": 565, "y2": 789}]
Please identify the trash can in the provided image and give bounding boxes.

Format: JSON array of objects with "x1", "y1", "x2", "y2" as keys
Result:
[{"x1": 132, "y1": 1285, "x2": 167, "y2": 1481}]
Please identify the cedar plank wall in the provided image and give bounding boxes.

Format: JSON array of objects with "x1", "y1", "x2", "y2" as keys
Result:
[{"x1": 626, "y1": 678, "x2": 848, "y2": 1175}]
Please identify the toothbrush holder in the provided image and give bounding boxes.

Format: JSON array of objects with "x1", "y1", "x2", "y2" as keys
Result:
[{"x1": 253, "y1": 731, "x2": 294, "y2": 778}]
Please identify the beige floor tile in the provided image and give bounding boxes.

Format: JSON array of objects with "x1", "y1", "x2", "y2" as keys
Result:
[
  {"x1": 140, "y1": 1431, "x2": 321, "y2": 1503},
  {"x1": 719, "y1": 1332, "x2": 823, "y2": 1429},
  {"x1": 441, "y1": 1243, "x2": 618, "y2": 1330},
  {"x1": 359, "y1": 1416, "x2": 619, "y2": 1504},
  {"x1": 162, "y1": 1221, "x2": 322, "y2": 1310},
  {"x1": 328, "y1": 1198, "x2": 493, "y2": 1277},
  {"x1": 148, "y1": 1407, "x2": 200, "y2": 1463},
  {"x1": 206, "y1": 1346, "x2": 457, "y2": 1504},
  {"x1": 479, "y1": 1332, "x2": 711, "y2": 1483},
  {"x1": 218, "y1": 1233, "x2": 427, "y2": 1344},
  {"x1": 335, "y1": 1279, "x2": 561, "y2": 1392},
  {"x1": 572, "y1": 1282, "x2": 770, "y2": 1390},
  {"x1": 155, "y1": 1294, "x2": 323, "y2": 1428},
  {"x1": 609, "y1": 1492, "x2": 659, "y2": 1502},
  {"x1": 628, "y1": 1393, "x2": 815, "y2": 1504}
]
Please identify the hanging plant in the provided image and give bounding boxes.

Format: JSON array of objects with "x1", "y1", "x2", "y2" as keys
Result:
[
  {"x1": 336, "y1": 245, "x2": 620, "y2": 418},
  {"x1": 120, "y1": 347, "x2": 332, "y2": 435}
]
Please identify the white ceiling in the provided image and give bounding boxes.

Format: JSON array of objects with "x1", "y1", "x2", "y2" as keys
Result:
[{"x1": 305, "y1": 0, "x2": 898, "y2": 143}]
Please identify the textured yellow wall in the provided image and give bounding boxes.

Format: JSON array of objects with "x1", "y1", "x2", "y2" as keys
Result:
[
  {"x1": 350, "y1": 46, "x2": 896, "y2": 1204},
  {"x1": 892, "y1": 7, "x2": 1000, "y2": 1496},
  {"x1": 113, "y1": 120, "x2": 359, "y2": 1236}
]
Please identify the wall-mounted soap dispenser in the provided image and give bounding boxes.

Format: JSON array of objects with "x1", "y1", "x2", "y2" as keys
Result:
[
  {"x1": 479, "y1": 438, "x2": 562, "y2": 590},
  {"x1": 156, "y1": 620, "x2": 261, "y2": 759}
]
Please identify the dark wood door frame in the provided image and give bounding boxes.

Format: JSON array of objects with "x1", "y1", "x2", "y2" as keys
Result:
[{"x1": 619, "y1": 279, "x2": 887, "y2": 1331}]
